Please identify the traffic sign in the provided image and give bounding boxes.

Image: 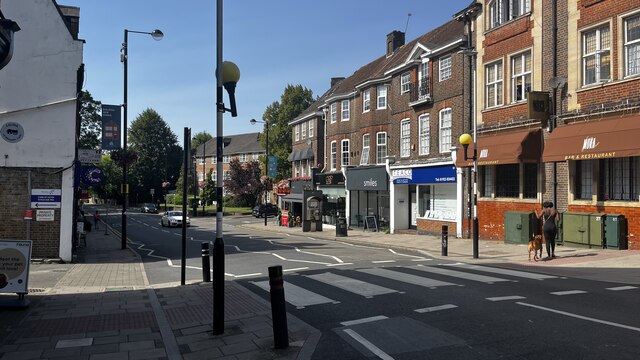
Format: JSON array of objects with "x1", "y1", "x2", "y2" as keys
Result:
[
  {"x1": 79, "y1": 149, "x2": 102, "y2": 163},
  {"x1": 31, "y1": 189, "x2": 61, "y2": 209}
]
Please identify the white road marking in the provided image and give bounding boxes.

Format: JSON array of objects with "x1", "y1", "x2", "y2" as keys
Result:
[
  {"x1": 343, "y1": 329, "x2": 394, "y2": 360},
  {"x1": 372, "y1": 260, "x2": 396, "y2": 264},
  {"x1": 357, "y1": 268, "x2": 456, "y2": 289},
  {"x1": 486, "y1": 295, "x2": 526, "y2": 302},
  {"x1": 251, "y1": 280, "x2": 337, "y2": 308},
  {"x1": 550, "y1": 290, "x2": 587, "y2": 296},
  {"x1": 517, "y1": 302, "x2": 640, "y2": 332},
  {"x1": 306, "y1": 272, "x2": 398, "y2": 298},
  {"x1": 228, "y1": 245, "x2": 335, "y2": 266},
  {"x1": 606, "y1": 286, "x2": 637, "y2": 291},
  {"x1": 445, "y1": 263, "x2": 557, "y2": 280},
  {"x1": 414, "y1": 304, "x2": 458, "y2": 313},
  {"x1": 408, "y1": 265, "x2": 511, "y2": 284},
  {"x1": 234, "y1": 273, "x2": 262, "y2": 278},
  {"x1": 387, "y1": 248, "x2": 428, "y2": 261},
  {"x1": 284, "y1": 267, "x2": 309, "y2": 273},
  {"x1": 341, "y1": 315, "x2": 388, "y2": 326},
  {"x1": 327, "y1": 263, "x2": 354, "y2": 267},
  {"x1": 411, "y1": 258, "x2": 432, "y2": 262},
  {"x1": 267, "y1": 239, "x2": 344, "y2": 263}
]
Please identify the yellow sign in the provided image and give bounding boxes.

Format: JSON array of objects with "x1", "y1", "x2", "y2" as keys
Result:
[{"x1": 121, "y1": 184, "x2": 129, "y2": 193}]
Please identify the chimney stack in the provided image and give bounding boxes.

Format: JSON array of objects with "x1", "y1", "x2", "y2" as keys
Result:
[{"x1": 386, "y1": 30, "x2": 405, "y2": 57}]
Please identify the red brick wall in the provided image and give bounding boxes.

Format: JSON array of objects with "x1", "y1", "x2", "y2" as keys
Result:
[
  {"x1": 472, "y1": 200, "x2": 539, "y2": 241},
  {"x1": 417, "y1": 218, "x2": 457, "y2": 236},
  {"x1": 568, "y1": 204, "x2": 640, "y2": 250},
  {"x1": 483, "y1": 17, "x2": 534, "y2": 61}
]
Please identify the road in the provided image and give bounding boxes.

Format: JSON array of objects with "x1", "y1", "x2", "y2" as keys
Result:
[{"x1": 106, "y1": 210, "x2": 640, "y2": 359}]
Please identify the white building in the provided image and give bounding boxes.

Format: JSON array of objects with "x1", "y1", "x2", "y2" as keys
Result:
[{"x1": 0, "y1": 0, "x2": 83, "y2": 261}]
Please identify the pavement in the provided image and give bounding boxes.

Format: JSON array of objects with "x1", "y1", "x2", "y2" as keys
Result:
[{"x1": 1, "y1": 216, "x2": 639, "y2": 360}]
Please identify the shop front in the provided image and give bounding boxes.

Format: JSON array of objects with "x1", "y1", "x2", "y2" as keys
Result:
[
  {"x1": 315, "y1": 172, "x2": 346, "y2": 226},
  {"x1": 390, "y1": 165, "x2": 457, "y2": 235},
  {"x1": 544, "y1": 116, "x2": 640, "y2": 250},
  {"x1": 281, "y1": 178, "x2": 312, "y2": 227},
  {"x1": 346, "y1": 166, "x2": 390, "y2": 230}
]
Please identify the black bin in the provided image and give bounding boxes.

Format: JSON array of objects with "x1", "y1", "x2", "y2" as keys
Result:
[{"x1": 336, "y1": 216, "x2": 348, "y2": 237}]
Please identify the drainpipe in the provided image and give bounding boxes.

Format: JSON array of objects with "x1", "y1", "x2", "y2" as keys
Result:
[{"x1": 466, "y1": 17, "x2": 473, "y2": 239}]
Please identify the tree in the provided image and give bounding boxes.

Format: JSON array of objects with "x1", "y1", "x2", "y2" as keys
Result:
[
  {"x1": 191, "y1": 131, "x2": 212, "y2": 152},
  {"x1": 224, "y1": 158, "x2": 263, "y2": 206},
  {"x1": 128, "y1": 108, "x2": 183, "y2": 204},
  {"x1": 201, "y1": 168, "x2": 217, "y2": 205},
  {"x1": 78, "y1": 90, "x2": 102, "y2": 150},
  {"x1": 261, "y1": 84, "x2": 315, "y2": 180},
  {"x1": 93, "y1": 154, "x2": 121, "y2": 202}
]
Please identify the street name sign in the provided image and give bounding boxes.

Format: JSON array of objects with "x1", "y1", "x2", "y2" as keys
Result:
[{"x1": 30, "y1": 189, "x2": 61, "y2": 208}]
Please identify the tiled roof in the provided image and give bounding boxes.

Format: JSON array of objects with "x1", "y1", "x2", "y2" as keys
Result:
[{"x1": 194, "y1": 132, "x2": 264, "y2": 157}]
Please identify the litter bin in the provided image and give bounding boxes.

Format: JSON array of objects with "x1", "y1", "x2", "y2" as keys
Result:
[{"x1": 336, "y1": 216, "x2": 348, "y2": 237}]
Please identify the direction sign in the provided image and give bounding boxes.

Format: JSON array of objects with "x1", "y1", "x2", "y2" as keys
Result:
[
  {"x1": 78, "y1": 149, "x2": 102, "y2": 163},
  {"x1": 31, "y1": 189, "x2": 62, "y2": 208}
]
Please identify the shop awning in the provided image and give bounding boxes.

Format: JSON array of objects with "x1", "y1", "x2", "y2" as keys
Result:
[
  {"x1": 287, "y1": 150, "x2": 298, "y2": 161},
  {"x1": 543, "y1": 116, "x2": 640, "y2": 162},
  {"x1": 455, "y1": 129, "x2": 541, "y2": 167},
  {"x1": 281, "y1": 193, "x2": 303, "y2": 203},
  {"x1": 304, "y1": 148, "x2": 314, "y2": 160}
]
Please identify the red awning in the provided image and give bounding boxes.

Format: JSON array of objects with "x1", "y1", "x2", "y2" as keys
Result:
[{"x1": 456, "y1": 129, "x2": 541, "y2": 167}]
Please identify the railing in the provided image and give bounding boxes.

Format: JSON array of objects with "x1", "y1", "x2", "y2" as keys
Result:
[{"x1": 409, "y1": 80, "x2": 431, "y2": 104}]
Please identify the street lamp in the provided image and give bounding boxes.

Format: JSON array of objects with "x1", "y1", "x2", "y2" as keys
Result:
[
  {"x1": 459, "y1": 133, "x2": 478, "y2": 259},
  {"x1": 250, "y1": 118, "x2": 269, "y2": 227},
  {"x1": 120, "y1": 28, "x2": 163, "y2": 250},
  {"x1": 214, "y1": 0, "x2": 240, "y2": 335}
]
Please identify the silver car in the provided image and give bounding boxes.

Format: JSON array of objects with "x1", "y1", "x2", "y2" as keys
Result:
[{"x1": 161, "y1": 211, "x2": 190, "y2": 227}]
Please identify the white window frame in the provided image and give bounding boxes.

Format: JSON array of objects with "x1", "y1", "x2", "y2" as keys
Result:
[
  {"x1": 485, "y1": 61, "x2": 503, "y2": 108},
  {"x1": 511, "y1": 51, "x2": 531, "y2": 103},
  {"x1": 341, "y1": 139, "x2": 350, "y2": 168},
  {"x1": 199, "y1": 172, "x2": 205, "y2": 181},
  {"x1": 330, "y1": 141, "x2": 337, "y2": 171},
  {"x1": 212, "y1": 157, "x2": 217, "y2": 164},
  {"x1": 301, "y1": 122, "x2": 306, "y2": 140},
  {"x1": 330, "y1": 102, "x2": 337, "y2": 123},
  {"x1": 211, "y1": 171, "x2": 216, "y2": 180},
  {"x1": 400, "y1": 72, "x2": 411, "y2": 94},
  {"x1": 199, "y1": 157, "x2": 205, "y2": 165},
  {"x1": 341, "y1": 100, "x2": 350, "y2": 121},
  {"x1": 301, "y1": 160, "x2": 306, "y2": 177},
  {"x1": 295, "y1": 124, "x2": 299, "y2": 141},
  {"x1": 419, "y1": 114, "x2": 430, "y2": 155},
  {"x1": 439, "y1": 108, "x2": 452, "y2": 154},
  {"x1": 624, "y1": 14, "x2": 640, "y2": 77},
  {"x1": 439, "y1": 56, "x2": 452, "y2": 81},
  {"x1": 360, "y1": 134, "x2": 370, "y2": 165},
  {"x1": 418, "y1": 62, "x2": 430, "y2": 99},
  {"x1": 582, "y1": 24, "x2": 610, "y2": 86},
  {"x1": 294, "y1": 161, "x2": 300, "y2": 177},
  {"x1": 240, "y1": 154, "x2": 247, "y2": 162},
  {"x1": 308, "y1": 119, "x2": 314, "y2": 137},
  {"x1": 363, "y1": 89, "x2": 371, "y2": 112},
  {"x1": 488, "y1": 0, "x2": 530, "y2": 29},
  {"x1": 223, "y1": 155, "x2": 231, "y2": 163},
  {"x1": 377, "y1": 85, "x2": 387, "y2": 109},
  {"x1": 376, "y1": 132, "x2": 387, "y2": 164},
  {"x1": 400, "y1": 119, "x2": 411, "y2": 158}
]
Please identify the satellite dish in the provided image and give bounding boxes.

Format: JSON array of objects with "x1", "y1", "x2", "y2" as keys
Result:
[{"x1": 548, "y1": 76, "x2": 566, "y2": 89}]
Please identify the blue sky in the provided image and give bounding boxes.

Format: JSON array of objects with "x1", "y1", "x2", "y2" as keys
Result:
[{"x1": 62, "y1": 0, "x2": 470, "y2": 144}]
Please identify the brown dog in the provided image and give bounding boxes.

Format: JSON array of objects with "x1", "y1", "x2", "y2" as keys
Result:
[{"x1": 528, "y1": 235, "x2": 543, "y2": 262}]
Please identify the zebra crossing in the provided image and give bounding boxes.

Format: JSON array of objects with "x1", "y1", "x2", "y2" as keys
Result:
[{"x1": 250, "y1": 263, "x2": 562, "y2": 308}]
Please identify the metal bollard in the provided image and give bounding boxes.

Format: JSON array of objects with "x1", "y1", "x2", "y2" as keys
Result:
[
  {"x1": 268, "y1": 265, "x2": 289, "y2": 349},
  {"x1": 201, "y1": 242, "x2": 211, "y2": 282},
  {"x1": 441, "y1": 225, "x2": 448, "y2": 256}
]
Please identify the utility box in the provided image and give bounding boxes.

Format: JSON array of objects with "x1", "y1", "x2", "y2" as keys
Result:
[
  {"x1": 589, "y1": 213, "x2": 606, "y2": 248},
  {"x1": 561, "y1": 212, "x2": 591, "y2": 247},
  {"x1": 605, "y1": 214, "x2": 628, "y2": 250},
  {"x1": 504, "y1": 211, "x2": 538, "y2": 244}
]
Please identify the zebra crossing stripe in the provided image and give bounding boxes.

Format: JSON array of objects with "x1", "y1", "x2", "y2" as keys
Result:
[
  {"x1": 407, "y1": 265, "x2": 511, "y2": 283},
  {"x1": 341, "y1": 315, "x2": 388, "y2": 326},
  {"x1": 606, "y1": 286, "x2": 637, "y2": 291},
  {"x1": 414, "y1": 304, "x2": 458, "y2": 313},
  {"x1": 551, "y1": 290, "x2": 587, "y2": 296},
  {"x1": 486, "y1": 295, "x2": 526, "y2": 301},
  {"x1": 306, "y1": 272, "x2": 398, "y2": 298},
  {"x1": 251, "y1": 280, "x2": 337, "y2": 308},
  {"x1": 444, "y1": 263, "x2": 557, "y2": 280},
  {"x1": 357, "y1": 268, "x2": 456, "y2": 289}
]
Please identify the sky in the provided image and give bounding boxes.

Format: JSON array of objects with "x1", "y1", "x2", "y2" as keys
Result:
[{"x1": 61, "y1": 0, "x2": 471, "y2": 144}]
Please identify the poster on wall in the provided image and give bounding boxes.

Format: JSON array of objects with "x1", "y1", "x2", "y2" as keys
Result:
[{"x1": 0, "y1": 240, "x2": 33, "y2": 294}]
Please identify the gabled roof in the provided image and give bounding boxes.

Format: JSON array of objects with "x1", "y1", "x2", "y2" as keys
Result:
[
  {"x1": 195, "y1": 132, "x2": 264, "y2": 157},
  {"x1": 290, "y1": 82, "x2": 344, "y2": 124}
]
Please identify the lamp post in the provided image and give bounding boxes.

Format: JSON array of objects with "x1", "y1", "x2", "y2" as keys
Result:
[
  {"x1": 162, "y1": 181, "x2": 170, "y2": 211},
  {"x1": 120, "y1": 28, "x2": 163, "y2": 250},
  {"x1": 214, "y1": 0, "x2": 240, "y2": 335},
  {"x1": 250, "y1": 118, "x2": 269, "y2": 226},
  {"x1": 202, "y1": 141, "x2": 206, "y2": 216},
  {"x1": 459, "y1": 133, "x2": 478, "y2": 259}
]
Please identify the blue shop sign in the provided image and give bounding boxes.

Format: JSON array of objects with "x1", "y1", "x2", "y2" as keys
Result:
[{"x1": 391, "y1": 166, "x2": 456, "y2": 184}]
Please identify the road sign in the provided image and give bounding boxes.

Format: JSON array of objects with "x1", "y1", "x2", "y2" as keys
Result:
[
  {"x1": 30, "y1": 189, "x2": 61, "y2": 208},
  {"x1": 78, "y1": 149, "x2": 102, "y2": 163},
  {"x1": 36, "y1": 209, "x2": 55, "y2": 221}
]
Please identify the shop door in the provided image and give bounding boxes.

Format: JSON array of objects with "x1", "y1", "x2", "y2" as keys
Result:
[{"x1": 410, "y1": 185, "x2": 417, "y2": 229}]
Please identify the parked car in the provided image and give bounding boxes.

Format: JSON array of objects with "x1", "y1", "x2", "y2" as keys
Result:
[
  {"x1": 161, "y1": 211, "x2": 190, "y2": 227},
  {"x1": 252, "y1": 204, "x2": 278, "y2": 218},
  {"x1": 142, "y1": 203, "x2": 158, "y2": 213}
]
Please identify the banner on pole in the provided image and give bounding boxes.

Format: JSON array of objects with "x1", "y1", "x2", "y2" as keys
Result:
[{"x1": 101, "y1": 105, "x2": 121, "y2": 150}]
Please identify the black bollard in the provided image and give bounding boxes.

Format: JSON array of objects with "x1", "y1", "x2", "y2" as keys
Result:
[
  {"x1": 268, "y1": 265, "x2": 289, "y2": 349},
  {"x1": 201, "y1": 242, "x2": 211, "y2": 282},
  {"x1": 441, "y1": 225, "x2": 448, "y2": 256}
]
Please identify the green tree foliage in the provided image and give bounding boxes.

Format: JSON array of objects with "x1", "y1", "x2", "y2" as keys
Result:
[
  {"x1": 128, "y1": 108, "x2": 183, "y2": 204},
  {"x1": 201, "y1": 168, "x2": 217, "y2": 205},
  {"x1": 261, "y1": 84, "x2": 315, "y2": 180},
  {"x1": 224, "y1": 158, "x2": 263, "y2": 206},
  {"x1": 191, "y1": 131, "x2": 212, "y2": 152},
  {"x1": 93, "y1": 154, "x2": 121, "y2": 202},
  {"x1": 78, "y1": 90, "x2": 102, "y2": 150}
]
